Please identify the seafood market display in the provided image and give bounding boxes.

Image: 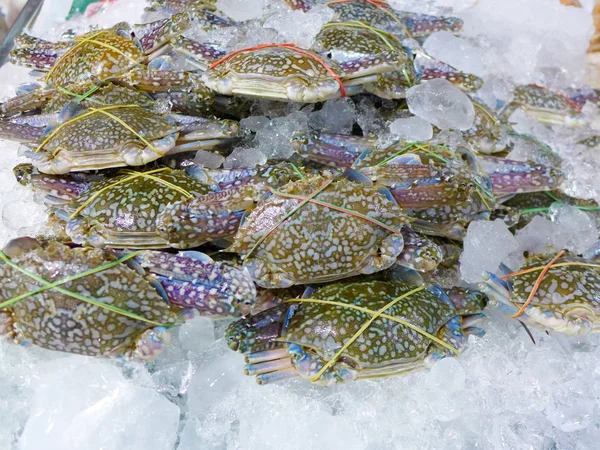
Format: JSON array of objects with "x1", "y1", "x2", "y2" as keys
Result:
[{"x1": 0, "y1": 0, "x2": 599, "y2": 448}]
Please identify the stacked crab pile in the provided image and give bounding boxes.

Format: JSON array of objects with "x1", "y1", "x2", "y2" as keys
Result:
[{"x1": 0, "y1": 0, "x2": 600, "y2": 447}]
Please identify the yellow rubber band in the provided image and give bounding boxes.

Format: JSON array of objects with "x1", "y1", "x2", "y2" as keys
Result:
[
  {"x1": 35, "y1": 104, "x2": 143, "y2": 154},
  {"x1": 75, "y1": 37, "x2": 143, "y2": 68},
  {"x1": 69, "y1": 167, "x2": 193, "y2": 219},
  {"x1": 45, "y1": 30, "x2": 107, "y2": 82},
  {"x1": 121, "y1": 169, "x2": 194, "y2": 199},
  {"x1": 286, "y1": 296, "x2": 459, "y2": 355},
  {"x1": 46, "y1": 30, "x2": 144, "y2": 83},
  {"x1": 0, "y1": 250, "x2": 173, "y2": 326},
  {"x1": 322, "y1": 21, "x2": 399, "y2": 53},
  {"x1": 88, "y1": 106, "x2": 163, "y2": 156},
  {"x1": 301, "y1": 286, "x2": 431, "y2": 382}
]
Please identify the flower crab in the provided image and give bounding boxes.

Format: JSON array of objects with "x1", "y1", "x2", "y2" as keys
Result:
[
  {"x1": 3, "y1": 103, "x2": 239, "y2": 174},
  {"x1": 225, "y1": 279, "x2": 487, "y2": 385},
  {"x1": 15, "y1": 165, "x2": 265, "y2": 249},
  {"x1": 228, "y1": 174, "x2": 409, "y2": 288},
  {"x1": 0, "y1": 237, "x2": 256, "y2": 359},
  {"x1": 500, "y1": 84, "x2": 586, "y2": 127},
  {"x1": 481, "y1": 252, "x2": 600, "y2": 336}
]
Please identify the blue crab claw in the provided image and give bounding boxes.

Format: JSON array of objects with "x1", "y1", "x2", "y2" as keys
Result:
[
  {"x1": 131, "y1": 326, "x2": 171, "y2": 361},
  {"x1": 360, "y1": 232, "x2": 405, "y2": 275},
  {"x1": 416, "y1": 51, "x2": 483, "y2": 92},
  {"x1": 136, "y1": 250, "x2": 257, "y2": 318},
  {"x1": 291, "y1": 130, "x2": 375, "y2": 168},
  {"x1": 399, "y1": 12, "x2": 463, "y2": 39},
  {"x1": 243, "y1": 257, "x2": 296, "y2": 289},
  {"x1": 479, "y1": 271, "x2": 515, "y2": 312},
  {"x1": 171, "y1": 36, "x2": 227, "y2": 71},
  {"x1": 225, "y1": 303, "x2": 288, "y2": 354},
  {"x1": 0, "y1": 121, "x2": 44, "y2": 144},
  {"x1": 477, "y1": 156, "x2": 564, "y2": 195},
  {"x1": 157, "y1": 185, "x2": 258, "y2": 248}
]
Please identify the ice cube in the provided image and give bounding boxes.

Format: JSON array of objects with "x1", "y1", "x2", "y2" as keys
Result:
[
  {"x1": 308, "y1": 98, "x2": 356, "y2": 134},
  {"x1": 186, "y1": 350, "x2": 247, "y2": 418},
  {"x1": 19, "y1": 358, "x2": 180, "y2": 450},
  {"x1": 515, "y1": 215, "x2": 558, "y2": 256},
  {"x1": 389, "y1": 116, "x2": 433, "y2": 141},
  {"x1": 240, "y1": 116, "x2": 270, "y2": 132},
  {"x1": 548, "y1": 204, "x2": 599, "y2": 254},
  {"x1": 545, "y1": 379, "x2": 594, "y2": 432},
  {"x1": 423, "y1": 31, "x2": 485, "y2": 76},
  {"x1": 356, "y1": 97, "x2": 388, "y2": 136},
  {"x1": 460, "y1": 219, "x2": 519, "y2": 283},
  {"x1": 179, "y1": 315, "x2": 216, "y2": 354},
  {"x1": 193, "y1": 150, "x2": 225, "y2": 169},
  {"x1": 216, "y1": 0, "x2": 267, "y2": 21},
  {"x1": 426, "y1": 357, "x2": 466, "y2": 393},
  {"x1": 223, "y1": 147, "x2": 267, "y2": 169},
  {"x1": 407, "y1": 79, "x2": 475, "y2": 131},
  {"x1": 514, "y1": 205, "x2": 598, "y2": 256},
  {"x1": 253, "y1": 111, "x2": 310, "y2": 160}
]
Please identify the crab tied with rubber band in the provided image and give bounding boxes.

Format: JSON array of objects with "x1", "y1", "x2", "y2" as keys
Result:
[
  {"x1": 480, "y1": 250, "x2": 600, "y2": 336},
  {"x1": 0, "y1": 237, "x2": 257, "y2": 359},
  {"x1": 225, "y1": 279, "x2": 488, "y2": 385}
]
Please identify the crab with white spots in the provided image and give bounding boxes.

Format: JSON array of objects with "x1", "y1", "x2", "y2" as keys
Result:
[
  {"x1": 481, "y1": 253, "x2": 600, "y2": 336},
  {"x1": 0, "y1": 238, "x2": 256, "y2": 359},
  {"x1": 225, "y1": 279, "x2": 487, "y2": 385},
  {"x1": 3, "y1": 103, "x2": 239, "y2": 174},
  {"x1": 228, "y1": 174, "x2": 409, "y2": 288}
]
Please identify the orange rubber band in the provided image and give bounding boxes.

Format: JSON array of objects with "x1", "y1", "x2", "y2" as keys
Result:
[
  {"x1": 531, "y1": 84, "x2": 583, "y2": 113},
  {"x1": 266, "y1": 186, "x2": 402, "y2": 234},
  {"x1": 244, "y1": 177, "x2": 335, "y2": 260},
  {"x1": 208, "y1": 43, "x2": 346, "y2": 97},
  {"x1": 508, "y1": 250, "x2": 566, "y2": 318}
]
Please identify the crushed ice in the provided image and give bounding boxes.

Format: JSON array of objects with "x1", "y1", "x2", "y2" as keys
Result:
[{"x1": 1, "y1": 0, "x2": 600, "y2": 448}]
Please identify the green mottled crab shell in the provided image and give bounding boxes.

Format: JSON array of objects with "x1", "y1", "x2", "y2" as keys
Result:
[
  {"x1": 282, "y1": 281, "x2": 456, "y2": 367},
  {"x1": 41, "y1": 107, "x2": 179, "y2": 154},
  {"x1": 46, "y1": 29, "x2": 145, "y2": 87},
  {"x1": 0, "y1": 242, "x2": 176, "y2": 356},
  {"x1": 510, "y1": 255, "x2": 600, "y2": 312},
  {"x1": 202, "y1": 47, "x2": 342, "y2": 102},
  {"x1": 512, "y1": 85, "x2": 579, "y2": 113},
  {"x1": 65, "y1": 169, "x2": 211, "y2": 247},
  {"x1": 315, "y1": 24, "x2": 410, "y2": 77},
  {"x1": 230, "y1": 176, "x2": 408, "y2": 284},
  {"x1": 44, "y1": 82, "x2": 155, "y2": 114}
]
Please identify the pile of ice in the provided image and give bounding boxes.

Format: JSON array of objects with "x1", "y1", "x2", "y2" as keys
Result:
[{"x1": 1, "y1": 0, "x2": 600, "y2": 449}]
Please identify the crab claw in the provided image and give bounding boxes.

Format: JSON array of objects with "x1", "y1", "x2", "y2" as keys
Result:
[
  {"x1": 137, "y1": 250, "x2": 257, "y2": 318},
  {"x1": 132, "y1": 326, "x2": 171, "y2": 361},
  {"x1": 477, "y1": 156, "x2": 565, "y2": 195},
  {"x1": 157, "y1": 185, "x2": 258, "y2": 249},
  {"x1": 3, "y1": 236, "x2": 42, "y2": 259}
]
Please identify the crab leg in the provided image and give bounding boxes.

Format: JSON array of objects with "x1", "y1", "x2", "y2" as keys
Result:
[
  {"x1": 0, "y1": 121, "x2": 44, "y2": 143},
  {"x1": 245, "y1": 356, "x2": 294, "y2": 376},
  {"x1": 477, "y1": 156, "x2": 564, "y2": 195}
]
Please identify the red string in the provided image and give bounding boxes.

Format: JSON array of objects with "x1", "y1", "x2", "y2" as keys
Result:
[{"x1": 208, "y1": 43, "x2": 346, "y2": 97}]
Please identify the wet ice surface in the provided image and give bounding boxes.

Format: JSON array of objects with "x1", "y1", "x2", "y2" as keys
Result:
[
  {"x1": 2, "y1": 0, "x2": 600, "y2": 449},
  {"x1": 389, "y1": 116, "x2": 433, "y2": 141},
  {"x1": 407, "y1": 79, "x2": 475, "y2": 130}
]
